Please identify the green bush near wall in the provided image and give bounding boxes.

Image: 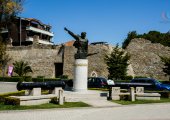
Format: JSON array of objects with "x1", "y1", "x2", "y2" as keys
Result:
[
  {"x1": 0, "y1": 76, "x2": 64, "y2": 82},
  {"x1": 50, "y1": 97, "x2": 59, "y2": 104},
  {"x1": 32, "y1": 78, "x2": 61, "y2": 82},
  {"x1": 158, "y1": 91, "x2": 170, "y2": 98},
  {"x1": 114, "y1": 80, "x2": 131, "y2": 83},
  {"x1": 23, "y1": 76, "x2": 32, "y2": 82},
  {"x1": 134, "y1": 76, "x2": 148, "y2": 78},
  {"x1": 4, "y1": 97, "x2": 20, "y2": 105},
  {"x1": 0, "y1": 77, "x2": 23, "y2": 82}
]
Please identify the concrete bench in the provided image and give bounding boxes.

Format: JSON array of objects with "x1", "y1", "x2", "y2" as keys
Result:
[
  {"x1": 10, "y1": 87, "x2": 64, "y2": 106},
  {"x1": 136, "y1": 93, "x2": 161, "y2": 100},
  {"x1": 11, "y1": 94, "x2": 58, "y2": 106},
  {"x1": 111, "y1": 87, "x2": 161, "y2": 101}
]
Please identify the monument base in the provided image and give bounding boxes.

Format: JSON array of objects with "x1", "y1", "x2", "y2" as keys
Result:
[{"x1": 73, "y1": 59, "x2": 88, "y2": 92}]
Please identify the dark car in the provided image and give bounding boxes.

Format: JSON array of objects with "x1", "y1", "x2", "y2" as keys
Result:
[
  {"x1": 66, "y1": 77, "x2": 108, "y2": 88},
  {"x1": 88, "y1": 77, "x2": 108, "y2": 88},
  {"x1": 131, "y1": 78, "x2": 170, "y2": 91}
]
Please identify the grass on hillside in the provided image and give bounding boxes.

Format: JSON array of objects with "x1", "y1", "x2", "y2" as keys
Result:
[
  {"x1": 0, "y1": 102, "x2": 90, "y2": 111},
  {"x1": 112, "y1": 98, "x2": 170, "y2": 105}
]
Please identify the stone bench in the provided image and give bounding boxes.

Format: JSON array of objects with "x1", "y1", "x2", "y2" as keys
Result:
[
  {"x1": 136, "y1": 93, "x2": 161, "y2": 100},
  {"x1": 10, "y1": 87, "x2": 64, "y2": 106},
  {"x1": 111, "y1": 87, "x2": 161, "y2": 101},
  {"x1": 11, "y1": 94, "x2": 58, "y2": 106}
]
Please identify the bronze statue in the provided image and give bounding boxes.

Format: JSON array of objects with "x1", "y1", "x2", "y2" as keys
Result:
[{"x1": 64, "y1": 27, "x2": 88, "y2": 59}]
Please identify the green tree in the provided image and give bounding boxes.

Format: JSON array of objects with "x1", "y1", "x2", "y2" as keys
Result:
[
  {"x1": 160, "y1": 56, "x2": 170, "y2": 80},
  {"x1": 122, "y1": 31, "x2": 138, "y2": 49},
  {"x1": 0, "y1": 0, "x2": 23, "y2": 76},
  {"x1": 122, "y1": 30, "x2": 170, "y2": 48},
  {"x1": 13, "y1": 60, "x2": 33, "y2": 76},
  {"x1": 0, "y1": 0, "x2": 24, "y2": 41},
  {"x1": 105, "y1": 44, "x2": 130, "y2": 80},
  {"x1": 0, "y1": 0, "x2": 23, "y2": 24},
  {"x1": 0, "y1": 38, "x2": 11, "y2": 77}
]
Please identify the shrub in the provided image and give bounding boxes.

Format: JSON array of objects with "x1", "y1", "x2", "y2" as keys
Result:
[
  {"x1": 44, "y1": 78, "x2": 60, "y2": 82},
  {"x1": 32, "y1": 78, "x2": 44, "y2": 82},
  {"x1": 58, "y1": 75, "x2": 68, "y2": 79},
  {"x1": 37, "y1": 76, "x2": 45, "y2": 79},
  {"x1": 120, "y1": 95, "x2": 129, "y2": 100},
  {"x1": 134, "y1": 76, "x2": 148, "y2": 78},
  {"x1": 4, "y1": 97, "x2": 20, "y2": 105},
  {"x1": 114, "y1": 80, "x2": 131, "y2": 83},
  {"x1": 159, "y1": 91, "x2": 170, "y2": 98},
  {"x1": 23, "y1": 76, "x2": 32, "y2": 82},
  {"x1": 0, "y1": 76, "x2": 23, "y2": 82},
  {"x1": 124, "y1": 76, "x2": 133, "y2": 80},
  {"x1": 32, "y1": 78, "x2": 60, "y2": 82},
  {"x1": 50, "y1": 97, "x2": 58, "y2": 104}
]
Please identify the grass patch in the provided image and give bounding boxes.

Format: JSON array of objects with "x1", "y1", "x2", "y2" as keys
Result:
[
  {"x1": 88, "y1": 88, "x2": 108, "y2": 91},
  {"x1": 0, "y1": 102, "x2": 90, "y2": 111},
  {"x1": 112, "y1": 98, "x2": 170, "y2": 105}
]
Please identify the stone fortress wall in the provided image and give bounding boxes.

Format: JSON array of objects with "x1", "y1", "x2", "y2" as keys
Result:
[
  {"x1": 126, "y1": 38, "x2": 170, "y2": 80},
  {"x1": 5, "y1": 43, "x2": 113, "y2": 79},
  {"x1": 4, "y1": 38, "x2": 170, "y2": 80},
  {"x1": 63, "y1": 44, "x2": 112, "y2": 79},
  {"x1": 6, "y1": 44, "x2": 63, "y2": 78}
]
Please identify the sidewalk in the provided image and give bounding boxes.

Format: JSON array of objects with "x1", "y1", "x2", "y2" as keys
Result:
[{"x1": 64, "y1": 90, "x2": 121, "y2": 107}]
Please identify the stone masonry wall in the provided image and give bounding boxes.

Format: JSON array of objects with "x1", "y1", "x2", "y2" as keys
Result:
[
  {"x1": 5, "y1": 44, "x2": 63, "y2": 78},
  {"x1": 63, "y1": 44, "x2": 113, "y2": 79},
  {"x1": 5, "y1": 38, "x2": 168, "y2": 80},
  {"x1": 126, "y1": 38, "x2": 170, "y2": 80}
]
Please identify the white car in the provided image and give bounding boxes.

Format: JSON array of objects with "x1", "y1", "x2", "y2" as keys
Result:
[{"x1": 107, "y1": 79, "x2": 115, "y2": 85}]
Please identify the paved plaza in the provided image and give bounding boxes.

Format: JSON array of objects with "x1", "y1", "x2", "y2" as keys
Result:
[
  {"x1": 0, "y1": 82, "x2": 170, "y2": 120},
  {"x1": 0, "y1": 103, "x2": 170, "y2": 120}
]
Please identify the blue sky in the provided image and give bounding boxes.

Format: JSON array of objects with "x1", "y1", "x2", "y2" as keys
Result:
[{"x1": 21, "y1": 0, "x2": 170, "y2": 45}]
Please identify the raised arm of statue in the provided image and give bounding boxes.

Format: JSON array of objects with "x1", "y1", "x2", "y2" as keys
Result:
[{"x1": 64, "y1": 27, "x2": 79, "y2": 40}]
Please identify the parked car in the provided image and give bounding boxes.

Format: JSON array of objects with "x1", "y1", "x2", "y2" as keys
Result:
[
  {"x1": 66, "y1": 77, "x2": 109, "y2": 88},
  {"x1": 88, "y1": 77, "x2": 108, "y2": 88},
  {"x1": 130, "y1": 78, "x2": 170, "y2": 91}
]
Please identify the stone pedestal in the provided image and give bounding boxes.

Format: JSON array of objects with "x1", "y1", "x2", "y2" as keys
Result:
[
  {"x1": 73, "y1": 59, "x2": 88, "y2": 92},
  {"x1": 112, "y1": 87, "x2": 121, "y2": 100},
  {"x1": 59, "y1": 89, "x2": 64, "y2": 105},
  {"x1": 49, "y1": 87, "x2": 62, "y2": 96},
  {"x1": 30, "y1": 88, "x2": 41, "y2": 96},
  {"x1": 130, "y1": 87, "x2": 135, "y2": 101}
]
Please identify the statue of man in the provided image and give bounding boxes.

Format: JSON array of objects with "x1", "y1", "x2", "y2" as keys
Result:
[{"x1": 64, "y1": 27, "x2": 88, "y2": 59}]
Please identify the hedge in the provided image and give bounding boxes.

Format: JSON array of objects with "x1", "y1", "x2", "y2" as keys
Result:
[
  {"x1": 0, "y1": 76, "x2": 63, "y2": 82},
  {"x1": 4, "y1": 97, "x2": 20, "y2": 105},
  {"x1": 0, "y1": 77, "x2": 23, "y2": 82},
  {"x1": 50, "y1": 97, "x2": 58, "y2": 104},
  {"x1": 158, "y1": 91, "x2": 170, "y2": 98},
  {"x1": 114, "y1": 80, "x2": 131, "y2": 83},
  {"x1": 32, "y1": 78, "x2": 61, "y2": 82}
]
